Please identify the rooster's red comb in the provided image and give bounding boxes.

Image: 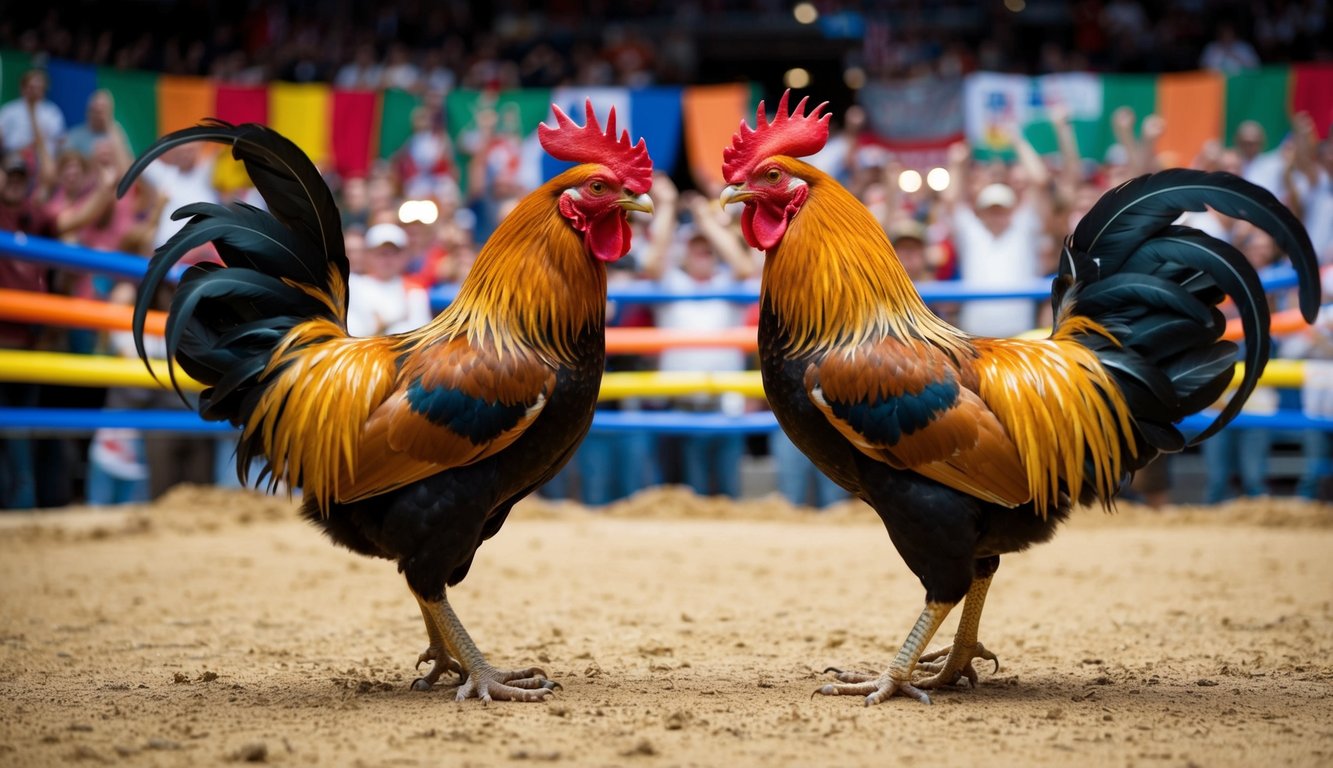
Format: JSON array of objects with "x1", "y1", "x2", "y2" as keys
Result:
[
  {"x1": 722, "y1": 90, "x2": 830, "y2": 185},
  {"x1": 538, "y1": 100, "x2": 653, "y2": 194}
]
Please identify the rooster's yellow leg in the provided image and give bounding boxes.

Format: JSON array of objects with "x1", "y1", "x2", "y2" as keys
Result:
[
  {"x1": 410, "y1": 595, "x2": 466, "y2": 691},
  {"x1": 819, "y1": 602, "x2": 953, "y2": 705},
  {"x1": 914, "y1": 574, "x2": 1000, "y2": 689},
  {"x1": 418, "y1": 592, "x2": 558, "y2": 702}
]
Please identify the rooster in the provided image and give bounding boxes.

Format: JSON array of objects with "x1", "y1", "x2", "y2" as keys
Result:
[
  {"x1": 123, "y1": 101, "x2": 653, "y2": 702},
  {"x1": 721, "y1": 92, "x2": 1319, "y2": 705}
]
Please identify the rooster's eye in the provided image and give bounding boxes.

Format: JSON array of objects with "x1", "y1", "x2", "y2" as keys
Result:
[
  {"x1": 765, "y1": 168, "x2": 782, "y2": 183},
  {"x1": 589, "y1": 180, "x2": 607, "y2": 195}
]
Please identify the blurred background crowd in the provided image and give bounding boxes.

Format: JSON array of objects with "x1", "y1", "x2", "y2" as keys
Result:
[{"x1": 2, "y1": 0, "x2": 1332, "y2": 510}]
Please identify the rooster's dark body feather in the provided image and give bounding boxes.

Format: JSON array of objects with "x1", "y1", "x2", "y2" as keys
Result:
[
  {"x1": 125, "y1": 114, "x2": 647, "y2": 700},
  {"x1": 743, "y1": 158, "x2": 1318, "y2": 704}
]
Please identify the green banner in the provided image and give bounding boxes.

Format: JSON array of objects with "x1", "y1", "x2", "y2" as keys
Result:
[
  {"x1": 0, "y1": 49, "x2": 33, "y2": 105},
  {"x1": 377, "y1": 88, "x2": 420, "y2": 160},
  {"x1": 95, "y1": 67, "x2": 159, "y2": 156},
  {"x1": 444, "y1": 88, "x2": 553, "y2": 192},
  {"x1": 1225, "y1": 67, "x2": 1291, "y2": 150},
  {"x1": 1100, "y1": 74, "x2": 1158, "y2": 161}
]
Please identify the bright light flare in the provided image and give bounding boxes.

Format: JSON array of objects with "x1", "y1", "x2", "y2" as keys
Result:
[
  {"x1": 897, "y1": 169, "x2": 923, "y2": 194},
  {"x1": 793, "y1": 2, "x2": 819, "y2": 24},
  {"x1": 399, "y1": 199, "x2": 439, "y2": 225},
  {"x1": 926, "y1": 167, "x2": 951, "y2": 192},
  {"x1": 784, "y1": 67, "x2": 811, "y2": 89}
]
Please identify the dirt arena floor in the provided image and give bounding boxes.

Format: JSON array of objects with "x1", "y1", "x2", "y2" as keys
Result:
[{"x1": 2, "y1": 486, "x2": 1331, "y2": 767}]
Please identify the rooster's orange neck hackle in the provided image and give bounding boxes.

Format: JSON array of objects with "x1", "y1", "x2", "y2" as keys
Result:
[
  {"x1": 762, "y1": 162, "x2": 967, "y2": 359},
  {"x1": 407, "y1": 173, "x2": 609, "y2": 366}
]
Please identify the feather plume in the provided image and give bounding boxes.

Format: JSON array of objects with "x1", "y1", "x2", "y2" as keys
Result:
[{"x1": 119, "y1": 121, "x2": 346, "y2": 284}]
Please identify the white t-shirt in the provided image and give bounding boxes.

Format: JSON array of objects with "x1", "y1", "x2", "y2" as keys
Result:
[
  {"x1": 1301, "y1": 168, "x2": 1333, "y2": 266},
  {"x1": 140, "y1": 156, "x2": 220, "y2": 248},
  {"x1": 0, "y1": 98, "x2": 65, "y2": 152},
  {"x1": 653, "y1": 268, "x2": 746, "y2": 374},
  {"x1": 346, "y1": 272, "x2": 434, "y2": 337},
  {"x1": 1242, "y1": 149, "x2": 1287, "y2": 201},
  {"x1": 951, "y1": 203, "x2": 1042, "y2": 337}
]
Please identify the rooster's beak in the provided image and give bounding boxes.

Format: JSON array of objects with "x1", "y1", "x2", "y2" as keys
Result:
[
  {"x1": 720, "y1": 184, "x2": 752, "y2": 206},
  {"x1": 618, "y1": 192, "x2": 653, "y2": 214}
]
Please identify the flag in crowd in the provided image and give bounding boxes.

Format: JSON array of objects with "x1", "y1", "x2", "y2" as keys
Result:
[{"x1": 961, "y1": 66, "x2": 1332, "y2": 164}]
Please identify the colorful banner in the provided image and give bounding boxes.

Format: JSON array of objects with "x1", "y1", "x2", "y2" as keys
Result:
[
  {"x1": 539, "y1": 86, "x2": 682, "y2": 183},
  {"x1": 1292, "y1": 64, "x2": 1333, "y2": 140},
  {"x1": 961, "y1": 68, "x2": 1308, "y2": 166},
  {"x1": 268, "y1": 82, "x2": 330, "y2": 167},
  {"x1": 860, "y1": 77, "x2": 965, "y2": 168},
  {"x1": 377, "y1": 88, "x2": 419, "y2": 160},
  {"x1": 45, "y1": 59, "x2": 97, "y2": 135},
  {"x1": 156, "y1": 75, "x2": 216, "y2": 137},
  {"x1": 0, "y1": 49, "x2": 33, "y2": 107},
  {"x1": 681, "y1": 83, "x2": 751, "y2": 191},
  {"x1": 445, "y1": 87, "x2": 553, "y2": 192},
  {"x1": 4, "y1": 45, "x2": 1323, "y2": 201},
  {"x1": 215, "y1": 84, "x2": 269, "y2": 127},
  {"x1": 1157, "y1": 70, "x2": 1224, "y2": 166},
  {"x1": 331, "y1": 89, "x2": 378, "y2": 178},
  {"x1": 1225, "y1": 67, "x2": 1291, "y2": 152},
  {"x1": 94, "y1": 68, "x2": 157, "y2": 155}
]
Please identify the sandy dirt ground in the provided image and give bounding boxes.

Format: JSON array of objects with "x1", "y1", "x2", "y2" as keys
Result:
[{"x1": 2, "y1": 486, "x2": 1332, "y2": 767}]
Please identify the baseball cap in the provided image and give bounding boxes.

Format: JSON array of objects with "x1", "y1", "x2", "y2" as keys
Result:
[
  {"x1": 886, "y1": 219, "x2": 927, "y2": 244},
  {"x1": 365, "y1": 222, "x2": 408, "y2": 249},
  {"x1": 975, "y1": 183, "x2": 1016, "y2": 210}
]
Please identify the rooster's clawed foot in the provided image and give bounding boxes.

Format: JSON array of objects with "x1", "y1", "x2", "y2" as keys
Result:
[
  {"x1": 454, "y1": 665, "x2": 560, "y2": 703},
  {"x1": 913, "y1": 641, "x2": 999, "y2": 689},
  {"x1": 818, "y1": 666, "x2": 932, "y2": 705},
  {"x1": 410, "y1": 644, "x2": 466, "y2": 691}
]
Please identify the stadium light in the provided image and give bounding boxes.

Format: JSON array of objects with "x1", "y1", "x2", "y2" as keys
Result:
[
  {"x1": 898, "y1": 169, "x2": 923, "y2": 194},
  {"x1": 399, "y1": 200, "x2": 439, "y2": 225},
  {"x1": 793, "y1": 3, "x2": 819, "y2": 24},
  {"x1": 784, "y1": 67, "x2": 812, "y2": 89}
]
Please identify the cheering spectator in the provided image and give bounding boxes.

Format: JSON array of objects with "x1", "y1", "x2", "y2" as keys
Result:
[
  {"x1": 136, "y1": 140, "x2": 218, "y2": 251},
  {"x1": 0, "y1": 68, "x2": 65, "y2": 156},
  {"x1": 394, "y1": 104, "x2": 459, "y2": 200},
  {"x1": 1200, "y1": 19, "x2": 1261, "y2": 74},
  {"x1": 641, "y1": 179, "x2": 759, "y2": 498},
  {"x1": 63, "y1": 89, "x2": 133, "y2": 171},
  {"x1": 345, "y1": 222, "x2": 433, "y2": 337},
  {"x1": 334, "y1": 43, "x2": 384, "y2": 90},
  {"x1": 940, "y1": 135, "x2": 1047, "y2": 338}
]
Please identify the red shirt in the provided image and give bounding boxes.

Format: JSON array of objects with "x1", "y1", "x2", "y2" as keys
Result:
[{"x1": 1, "y1": 196, "x2": 56, "y2": 347}]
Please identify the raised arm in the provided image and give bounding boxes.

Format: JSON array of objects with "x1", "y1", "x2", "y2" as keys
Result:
[
  {"x1": 684, "y1": 190, "x2": 757, "y2": 281},
  {"x1": 637, "y1": 171, "x2": 679, "y2": 281},
  {"x1": 1048, "y1": 103, "x2": 1083, "y2": 206}
]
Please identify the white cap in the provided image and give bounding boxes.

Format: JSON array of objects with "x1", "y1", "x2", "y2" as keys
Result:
[
  {"x1": 365, "y1": 222, "x2": 408, "y2": 249},
  {"x1": 975, "y1": 182, "x2": 1016, "y2": 210}
]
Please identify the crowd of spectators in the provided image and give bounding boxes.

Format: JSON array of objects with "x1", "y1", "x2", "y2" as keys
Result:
[
  {"x1": 3, "y1": 1, "x2": 1330, "y2": 95},
  {"x1": 2, "y1": 0, "x2": 1332, "y2": 510}
]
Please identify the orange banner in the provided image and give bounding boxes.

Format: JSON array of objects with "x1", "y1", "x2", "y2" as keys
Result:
[
  {"x1": 1157, "y1": 71, "x2": 1224, "y2": 167},
  {"x1": 156, "y1": 75, "x2": 217, "y2": 136},
  {"x1": 682, "y1": 84, "x2": 751, "y2": 193}
]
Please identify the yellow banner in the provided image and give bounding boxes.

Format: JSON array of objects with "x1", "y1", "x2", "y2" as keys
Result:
[{"x1": 268, "y1": 82, "x2": 331, "y2": 167}]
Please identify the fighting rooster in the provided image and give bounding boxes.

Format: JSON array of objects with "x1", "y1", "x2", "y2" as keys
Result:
[
  {"x1": 721, "y1": 92, "x2": 1318, "y2": 705},
  {"x1": 124, "y1": 102, "x2": 652, "y2": 702}
]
